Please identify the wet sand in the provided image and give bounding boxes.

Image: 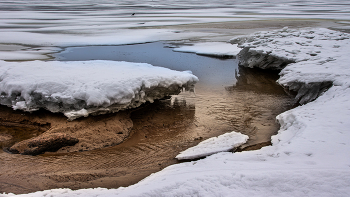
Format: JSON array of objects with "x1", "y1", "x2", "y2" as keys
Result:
[{"x1": 0, "y1": 21, "x2": 310, "y2": 194}]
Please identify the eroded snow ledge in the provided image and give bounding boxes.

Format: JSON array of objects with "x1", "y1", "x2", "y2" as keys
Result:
[
  {"x1": 0, "y1": 60, "x2": 198, "y2": 120},
  {"x1": 232, "y1": 27, "x2": 350, "y2": 104}
]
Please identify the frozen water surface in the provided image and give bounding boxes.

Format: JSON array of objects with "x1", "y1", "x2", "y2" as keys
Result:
[{"x1": 1, "y1": 0, "x2": 350, "y2": 60}]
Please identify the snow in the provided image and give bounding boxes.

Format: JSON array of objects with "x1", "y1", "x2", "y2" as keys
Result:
[
  {"x1": 0, "y1": 60, "x2": 198, "y2": 120},
  {"x1": 3, "y1": 27, "x2": 350, "y2": 197},
  {"x1": 1, "y1": 0, "x2": 350, "y2": 61},
  {"x1": 234, "y1": 27, "x2": 350, "y2": 85},
  {"x1": 172, "y1": 42, "x2": 242, "y2": 58},
  {"x1": 176, "y1": 131, "x2": 248, "y2": 160},
  {"x1": 2, "y1": 0, "x2": 350, "y2": 196}
]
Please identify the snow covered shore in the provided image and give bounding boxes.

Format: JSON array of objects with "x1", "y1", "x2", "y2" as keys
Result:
[
  {"x1": 3, "y1": 27, "x2": 350, "y2": 196},
  {"x1": 233, "y1": 27, "x2": 350, "y2": 105},
  {"x1": 0, "y1": 60, "x2": 198, "y2": 120}
]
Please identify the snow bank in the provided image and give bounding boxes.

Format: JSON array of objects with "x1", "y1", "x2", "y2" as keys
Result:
[
  {"x1": 176, "y1": 131, "x2": 248, "y2": 160},
  {"x1": 234, "y1": 27, "x2": 350, "y2": 84},
  {"x1": 234, "y1": 27, "x2": 350, "y2": 104},
  {"x1": 173, "y1": 42, "x2": 241, "y2": 58},
  {"x1": 0, "y1": 60, "x2": 198, "y2": 120}
]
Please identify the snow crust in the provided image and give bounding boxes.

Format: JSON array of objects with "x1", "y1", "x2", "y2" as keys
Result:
[
  {"x1": 0, "y1": 60, "x2": 198, "y2": 120},
  {"x1": 173, "y1": 42, "x2": 241, "y2": 58},
  {"x1": 176, "y1": 131, "x2": 248, "y2": 160}
]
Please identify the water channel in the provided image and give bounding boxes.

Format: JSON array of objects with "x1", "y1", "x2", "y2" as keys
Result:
[{"x1": 0, "y1": 42, "x2": 294, "y2": 194}]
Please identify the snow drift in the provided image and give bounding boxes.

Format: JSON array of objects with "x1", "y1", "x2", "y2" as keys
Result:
[{"x1": 0, "y1": 60, "x2": 198, "y2": 120}]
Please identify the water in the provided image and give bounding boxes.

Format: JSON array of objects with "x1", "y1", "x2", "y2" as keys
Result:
[
  {"x1": 54, "y1": 42, "x2": 237, "y2": 88},
  {"x1": 1, "y1": 42, "x2": 294, "y2": 194},
  {"x1": 1, "y1": 0, "x2": 349, "y2": 63},
  {"x1": 4, "y1": 0, "x2": 343, "y2": 194}
]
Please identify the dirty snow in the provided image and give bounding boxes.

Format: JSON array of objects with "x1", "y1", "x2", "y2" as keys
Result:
[
  {"x1": 0, "y1": 60, "x2": 198, "y2": 120},
  {"x1": 176, "y1": 131, "x2": 248, "y2": 160}
]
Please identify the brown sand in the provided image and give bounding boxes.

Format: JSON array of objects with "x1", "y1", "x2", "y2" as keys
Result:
[{"x1": 0, "y1": 105, "x2": 133, "y2": 153}]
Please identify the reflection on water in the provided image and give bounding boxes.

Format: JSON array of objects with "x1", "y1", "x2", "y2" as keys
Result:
[
  {"x1": 221, "y1": 66, "x2": 294, "y2": 149},
  {"x1": 1, "y1": 42, "x2": 294, "y2": 194},
  {"x1": 228, "y1": 66, "x2": 286, "y2": 95}
]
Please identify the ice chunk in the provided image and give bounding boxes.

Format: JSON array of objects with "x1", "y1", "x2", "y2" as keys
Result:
[
  {"x1": 0, "y1": 60, "x2": 198, "y2": 120},
  {"x1": 173, "y1": 42, "x2": 241, "y2": 58},
  {"x1": 176, "y1": 131, "x2": 248, "y2": 160}
]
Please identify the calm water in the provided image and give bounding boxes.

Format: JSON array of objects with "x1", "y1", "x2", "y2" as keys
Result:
[{"x1": 54, "y1": 42, "x2": 237, "y2": 89}]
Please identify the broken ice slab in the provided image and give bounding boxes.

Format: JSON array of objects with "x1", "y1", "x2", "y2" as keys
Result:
[{"x1": 176, "y1": 131, "x2": 248, "y2": 160}]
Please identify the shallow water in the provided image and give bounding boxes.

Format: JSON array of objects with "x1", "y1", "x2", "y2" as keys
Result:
[{"x1": 0, "y1": 42, "x2": 294, "y2": 194}]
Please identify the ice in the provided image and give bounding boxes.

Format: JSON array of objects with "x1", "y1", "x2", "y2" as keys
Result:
[
  {"x1": 0, "y1": 60, "x2": 198, "y2": 120},
  {"x1": 2, "y1": 0, "x2": 350, "y2": 196},
  {"x1": 1, "y1": 0, "x2": 350, "y2": 61},
  {"x1": 173, "y1": 42, "x2": 242, "y2": 58},
  {"x1": 234, "y1": 27, "x2": 350, "y2": 104},
  {"x1": 176, "y1": 131, "x2": 248, "y2": 160},
  {"x1": 0, "y1": 30, "x2": 215, "y2": 48},
  {"x1": 0, "y1": 51, "x2": 48, "y2": 61}
]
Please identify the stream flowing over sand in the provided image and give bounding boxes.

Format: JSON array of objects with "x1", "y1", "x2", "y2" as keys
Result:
[{"x1": 0, "y1": 41, "x2": 294, "y2": 194}]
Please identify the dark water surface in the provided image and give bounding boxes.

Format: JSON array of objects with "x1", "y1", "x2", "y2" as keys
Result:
[{"x1": 0, "y1": 42, "x2": 294, "y2": 194}]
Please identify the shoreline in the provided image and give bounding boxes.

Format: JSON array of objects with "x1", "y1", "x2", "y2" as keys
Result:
[
  {"x1": 0, "y1": 39, "x2": 294, "y2": 194},
  {"x1": 1, "y1": 17, "x2": 349, "y2": 195}
]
